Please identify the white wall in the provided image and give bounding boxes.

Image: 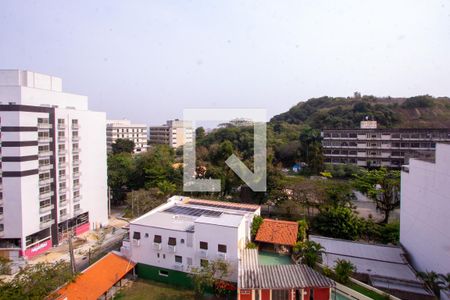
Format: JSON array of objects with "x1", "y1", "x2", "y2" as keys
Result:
[{"x1": 400, "y1": 143, "x2": 450, "y2": 275}]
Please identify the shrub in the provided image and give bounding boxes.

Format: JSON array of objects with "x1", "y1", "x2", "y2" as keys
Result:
[
  {"x1": 246, "y1": 242, "x2": 257, "y2": 249},
  {"x1": 251, "y1": 216, "x2": 264, "y2": 238},
  {"x1": 313, "y1": 206, "x2": 362, "y2": 240},
  {"x1": 334, "y1": 259, "x2": 356, "y2": 284}
]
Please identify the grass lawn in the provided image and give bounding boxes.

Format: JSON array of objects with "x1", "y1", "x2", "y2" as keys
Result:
[
  {"x1": 346, "y1": 281, "x2": 388, "y2": 300},
  {"x1": 114, "y1": 279, "x2": 196, "y2": 300}
]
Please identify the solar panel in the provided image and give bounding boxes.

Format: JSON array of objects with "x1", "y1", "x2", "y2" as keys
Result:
[
  {"x1": 164, "y1": 206, "x2": 222, "y2": 217},
  {"x1": 189, "y1": 201, "x2": 256, "y2": 212}
]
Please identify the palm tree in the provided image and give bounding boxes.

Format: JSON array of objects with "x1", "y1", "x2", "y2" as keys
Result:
[
  {"x1": 418, "y1": 271, "x2": 447, "y2": 298},
  {"x1": 293, "y1": 240, "x2": 324, "y2": 268},
  {"x1": 334, "y1": 259, "x2": 356, "y2": 284}
]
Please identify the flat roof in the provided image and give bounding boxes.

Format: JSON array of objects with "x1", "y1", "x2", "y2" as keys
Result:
[{"x1": 310, "y1": 235, "x2": 430, "y2": 295}]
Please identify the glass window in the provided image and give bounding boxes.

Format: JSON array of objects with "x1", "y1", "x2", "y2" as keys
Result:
[
  {"x1": 175, "y1": 255, "x2": 182, "y2": 263},
  {"x1": 218, "y1": 244, "x2": 227, "y2": 253},
  {"x1": 200, "y1": 241, "x2": 208, "y2": 250},
  {"x1": 154, "y1": 235, "x2": 162, "y2": 243},
  {"x1": 168, "y1": 237, "x2": 176, "y2": 246}
]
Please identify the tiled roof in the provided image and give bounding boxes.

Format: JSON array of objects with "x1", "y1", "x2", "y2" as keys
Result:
[
  {"x1": 238, "y1": 249, "x2": 334, "y2": 289},
  {"x1": 186, "y1": 198, "x2": 260, "y2": 211},
  {"x1": 54, "y1": 252, "x2": 135, "y2": 300},
  {"x1": 255, "y1": 219, "x2": 298, "y2": 246}
]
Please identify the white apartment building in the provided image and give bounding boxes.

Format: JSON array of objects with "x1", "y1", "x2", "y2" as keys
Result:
[
  {"x1": 149, "y1": 119, "x2": 193, "y2": 148},
  {"x1": 0, "y1": 70, "x2": 108, "y2": 260},
  {"x1": 400, "y1": 143, "x2": 450, "y2": 299},
  {"x1": 122, "y1": 196, "x2": 260, "y2": 283},
  {"x1": 106, "y1": 119, "x2": 147, "y2": 153}
]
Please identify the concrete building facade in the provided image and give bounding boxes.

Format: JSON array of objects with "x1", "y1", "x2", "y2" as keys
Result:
[
  {"x1": 0, "y1": 70, "x2": 108, "y2": 260},
  {"x1": 106, "y1": 119, "x2": 147, "y2": 153},
  {"x1": 322, "y1": 121, "x2": 450, "y2": 168},
  {"x1": 400, "y1": 143, "x2": 450, "y2": 299},
  {"x1": 121, "y1": 196, "x2": 260, "y2": 283},
  {"x1": 149, "y1": 119, "x2": 193, "y2": 148}
]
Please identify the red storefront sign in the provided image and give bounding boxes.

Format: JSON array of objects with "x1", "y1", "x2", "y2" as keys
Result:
[
  {"x1": 24, "y1": 239, "x2": 52, "y2": 258},
  {"x1": 75, "y1": 223, "x2": 90, "y2": 235}
]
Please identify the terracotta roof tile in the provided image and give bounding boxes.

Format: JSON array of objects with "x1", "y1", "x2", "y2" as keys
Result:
[
  {"x1": 54, "y1": 252, "x2": 135, "y2": 300},
  {"x1": 255, "y1": 219, "x2": 298, "y2": 246}
]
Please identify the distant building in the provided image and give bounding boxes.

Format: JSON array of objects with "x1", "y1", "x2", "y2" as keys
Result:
[
  {"x1": 106, "y1": 119, "x2": 147, "y2": 153},
  {"x1": 311, "y1": 235, "x2": 434, "y2": 300},
  {"x1": 0, "y1": 70, "x2": 108, "y2": 261},
  {"x1": 400, "y1": 143, "x2": 450, "y2": 300},
  {"x1": 149, "y1": 119, "x2": 193, "y2": 148},
  {"x1": 121, "y1": 196, "x2": 260, "y2": 283},
  {"x1": 322, "y1": 120, "x2": 450, "y2": 168}
]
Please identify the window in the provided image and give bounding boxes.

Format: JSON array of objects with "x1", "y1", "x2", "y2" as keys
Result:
[
  {"x1": 158, "y1": 270, "x2": 168, "y2": 277},
  {"x1": 218, "y1": 244, "x2": 227, "y2": 253},
  {"x1": 60, "y1": 209, "x2": 67, "y2": 216},
  {"x1": 180, "y1": 239, "x2": 185, "y2": 244},
  {"x1": 154, "y1": 235, "x2": 162, "y2": 243},
  {"x1": 40, "y1": 214, "x2": 52, "y2": 223},
  {"x1": 200, "y1": 241, "x2": 208, "y2": 250},
  {"x1": 74, "y1": 204, "x2": 81, "y2": 211},
  {"x1": 175, "y1": 255, "x2": 182, "y2": 263},
  {"x1": 168, "y1": 237, "x2": 176, "y2": 246},
  {"x1": 200, "y1": 259, "x2": 209, "y2": 267},
  {"x1": 157, "y1": 253, "x2": 160, "y2": 258},
  {"x1": 144, "y1": 233, "x2": 149, "y2": 238},
  {"x1": 133, "y1": 232, "x2": 141, "y2": 240},
  {"x1": 58, "y1": 119, "x2": 65, "y2": 125}
]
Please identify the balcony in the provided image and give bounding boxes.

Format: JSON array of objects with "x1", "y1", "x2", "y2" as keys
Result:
[
  {"x1": 39, "y1": 204, "x2": 54, "y2": 214},
  {"x1": 37, "y1": 123, "x2": 52, "y2": 130},
  {"x1": 73, "y1": 172, "x2": 81, "y2": 179},
  {"x1": 73, "y1": 160, "x2": 81, "y2": 166},
  {"x1": 59, "y1": 200, "x2": 68, "y2": 207},
  {"x1": 59, "y1": 214, "x2": 69, "y2": 221},
  {"x1": 58, "y1": 150, "x2": 67, "y2": 156},
  {"x1": 72, "y1": 123, "x2": 80, "y2": 129},
  {"x1": 73, "y1": 195, "x2": 82, "y2": 202},
  {"x1": 39, "y1": 191, "x2": 54, "y2": 200},
  {"x1": 59, "y1": 175, "x2": 66, "y2": 181},
  {"x1": 38, "y1": 164, "x2": 53, "y2": 172},
  {"x1": 38, "y1": 150, "x2": 53, "y2": 157},
  {"x1": 38, "y1": 137, "x2": 52, "y2": 144},
  {"x1": 39, "y1": 219, "x2": 54, "y2": 229},
  {"x1": 57, "y1": 123, "x2": 65, "y2": 129},
  {"x1": 59, "y1": 187, "x2": 67, "y2": 193},
  {"x1": 72, "y1": 148, "x2": 80, "y2": 153},
  {"x1": 73, "y1": 184, "x2": 81, "y2": 191},
  {"x1": 58, "y1": 136, "x2": 66, "y2": 142},
  {"x1": 72, "y1": 136, "x2": 80, "y2": 142},
  {"x1": 58, "y1": 162, "x2": 66, "y2": 169},
  {"x1": 39, "y1": 177, "x2": 54, "y2": 187}
]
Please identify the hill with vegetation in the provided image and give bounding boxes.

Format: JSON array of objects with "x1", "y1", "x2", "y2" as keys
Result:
[{"x1": 270, "y1": 95, "x2": 450, "y2": 129}]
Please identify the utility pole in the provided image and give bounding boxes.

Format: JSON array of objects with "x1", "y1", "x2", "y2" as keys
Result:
[{"x1": 68, "y1": 230, "x2": 76, "y2": 275}]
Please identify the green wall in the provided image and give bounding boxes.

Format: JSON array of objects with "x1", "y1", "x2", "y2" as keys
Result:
[{"x1": 135, "y1": 263, "x2": 194, "y2": 289}]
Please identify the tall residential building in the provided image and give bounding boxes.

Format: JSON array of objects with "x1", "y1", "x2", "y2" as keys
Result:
[
  {"x1": 0, "y1": 70, "x2": 108, "y2": 260},
  {"x1": 149, "y1": 119, "x2": 193, "y2": 148},
  {"x1": 322, "y1": 121, "x2": 450, "y2": 168},
  {"x1": 106, "y1": 119, "x2": 147, "y2": 153},
  {"x1": 121, "y1": 196, "x2": 260, "y2": 283},
  {"x1": 400, "y1": 143, "x2": 450, "y2": 299}
]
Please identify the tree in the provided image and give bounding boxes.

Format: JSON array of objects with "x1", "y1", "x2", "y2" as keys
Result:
[
  {"x1": 314, "y1": 206, "x2": 362, "y2": 240},
  {"x1": 195, "y1": 127, "x2": 206, "y2": 140},
  {"x1": 0, "y1": 257, "x2": 11, "y2": 275},
  {"x1": 0, "y1": 261, "x2": 75, "y2": 300},
  {"x1": 297, "y1": 219, "x2": 308, "y2": 241},
  {"x1": 334, "y1": 259, "x2": 356, "y2": 284},
  {"x1": 107, "y1": 153, "x2": 134, "y2": 204},
  {"x1": 125, "y1": 188, "x2": 166, "y2": 218},
  {"x1": 112, "y1": 138, "x2": 135, "y2": 154},
  {"x1": 418, "y1": 271, "x2": 448, "y2": 298},
  {"x1": 251, "y1": 216, "x2": 264, "y2": 239},
  {"x1": 292, "y1": 240, "x2": 324, "y2": 267},
  {"x1": 190, "y1": 260, "x2": 231, "y2": 298},
  {"x1": 156, "y1": 180, "x2": 176, "y2": 197},
  {"x1": 299, "y1": 127, "x2": 324, "y2": 174},
  {"x1": 353, "y1": 167, "x2": 400, "y2": 223}
]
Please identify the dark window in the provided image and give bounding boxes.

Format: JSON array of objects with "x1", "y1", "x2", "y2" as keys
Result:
[
  {"x1": 154, "y1": 235, "x2": 162, "y2": 243},
  {"x1": 200, "y1": 259, "x2": 208, "y2": 267},
  {"x1": 159, "y1": 270, "x2": 168, "y2": 277},
  {"x1": 157, "y1": 253, "x2": 160, "y2": 258},
  {"x1": 218, "y1": 244, "x2": 227, "y2": 253},
  {"x1": 168, "y1": 237, "x2": 177, "y2": 246},
  {"x1": 144, "y1": 233, "x2": 149, "y2": 238},
  {"x1": 133, "y1": 232, "x2": 141, "y2": 240},
  {"x1": 175, "y1": 255, "x2": 182, "y2": 263},
  {"x1": 181, "y1": 239, "x2": 185, "y2": 244},
  {"x1": 200, "y1": 241, "x2": 208, "y2": 250}
]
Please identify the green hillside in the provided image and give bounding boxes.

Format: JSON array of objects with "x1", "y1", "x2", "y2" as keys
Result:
[{"x1": 270, "y1": 95, "x2": 450, "y2": 129}]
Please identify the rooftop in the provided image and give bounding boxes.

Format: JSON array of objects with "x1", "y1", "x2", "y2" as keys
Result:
[
  {"x1": 54, "y1": 252, "x2": 135, "y2": 300},
  {"x1": 131, "y1": 196, "x2": 260, "y2": 232},
  {"x1": 255, "y1": 219, "x2": 298, "y2": 246},
  {"x1": 238, "y1": 249, "x2": 334, "y2": 289}
]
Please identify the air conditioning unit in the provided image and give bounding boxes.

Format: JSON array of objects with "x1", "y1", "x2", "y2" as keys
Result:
[
  {"x1": 153, "y1": 242, "x2": 162, "y2": 251},
  {"x1": 132, "y1": 239, "x2": 140, "y2": 247},
  {"x1": 199, "y1": 250, "x2": 208, "y2": 258},
  {"x1": 168, "y1": 245, "x2": 176, "y2": 253},
  {"x1": 217, "y1": 252, "x2": 227, "y2": 260},
  {"x1": 173, "y1": 264, "x2": 183, "y2": 271}
]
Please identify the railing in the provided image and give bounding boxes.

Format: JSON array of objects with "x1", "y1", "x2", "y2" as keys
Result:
[
  {"x1": 72, "y1": 136, "x2": 80, "y2": 141},
  {"x1": 39, "y1": 178, "x2": 54, "y2": 187},
  {"x1": 38, "y1": 123, "x2": 52, "y2": 129},
  {"x1": 57, "y1": 123, "x2": 65, "y2": 129},
  {"x1": 39, "y1": 191, "x2": 54, "y2": 200},
  {"x1": 73, "y1": 195, "x2": 82, "y2": 202},
  {"x1": 38, "y1": 137, "x2": 52, "y2": 143},
  {"x1": 39, "y1": 164, "x2": 53, "y2": 172},
  {"x1": 38, "y1": 150, "x2": 53, "y2": 157},
  {"x1": 39, "y1": 219, "x2": 54, "y2": 229},
  {"x1": 39, "y1": 204, "x2": 54, "y2": 214}
]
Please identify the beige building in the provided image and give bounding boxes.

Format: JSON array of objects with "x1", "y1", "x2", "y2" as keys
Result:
[
  {"x1": 149, "y1": 119, "x2": 193, "y2": 148},
  {"x1": 106, "y1": 119, "x2": 148, "y2": 153}
]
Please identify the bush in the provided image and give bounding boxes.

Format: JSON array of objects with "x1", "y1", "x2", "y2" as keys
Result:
[
  {"x1": 334, "y1": 259, "x2": 356, "y2": 284},
  {"x1": 251, "y1": 216, "x2": 264, "y2": 238},
  {"x1": 246, "y1": 242, "x2": 257, "y2": 249},
  {"x1": 401, "y1": 95, "x2": 434, "y2": 108},
  {"x1": 297, "y1": 219, "x2": 308, "y2": 241},
  {"x1": 313, "y1": 206, "x2": 362, "y2": 240}
]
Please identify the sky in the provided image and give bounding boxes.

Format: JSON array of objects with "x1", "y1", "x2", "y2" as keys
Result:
[{"x1": 1, "y1": 1, "x2": 450, "y2": 125}]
